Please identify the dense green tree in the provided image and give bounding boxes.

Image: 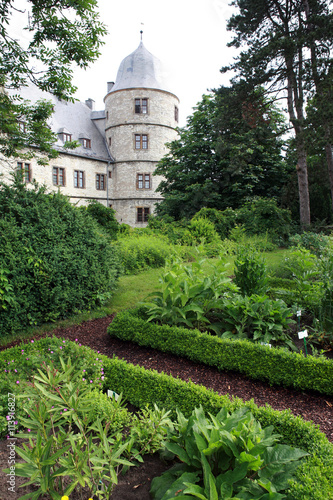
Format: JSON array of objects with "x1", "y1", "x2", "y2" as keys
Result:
[
  {"x1": 0, "y1": 0, "x2": 106, "y2": 162},
  {"x1": 223, "y1": 0, "x2": 333, "y2": 227},
  {"x1": 154, "y1": 87, "x2": 289, "y2": 220}
]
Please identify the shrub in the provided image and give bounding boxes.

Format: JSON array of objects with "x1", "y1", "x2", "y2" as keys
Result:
[
  {"x1": 234, "y1": 247, "x2": 268, "y2": 296},
  {"x1": 237, "y1": 197, "x2": 293, "y2": 242},
  {"x1": 289, "y1": 232, "x2": 333, "y2": 257},
  {"x1": 113, "y1": 233, "x2": 179, "y2": 273},
  {"x1": 84, "y1": 200, "x2": 119, "y2": 240},
  {"x1": 0, "y1": 178, "x2": 121, "y2": 334},
  {"x1": 181, "y1": 217, "x2": 222, "y2": 246}
]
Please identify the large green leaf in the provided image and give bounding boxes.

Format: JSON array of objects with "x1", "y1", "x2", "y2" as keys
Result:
[{"x1": 150, "y1": 470, "x2": 199, "y2": 500}]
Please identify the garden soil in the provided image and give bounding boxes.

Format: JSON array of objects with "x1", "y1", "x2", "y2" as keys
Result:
[{"x1": 0, "y1": 314, "x2": 332, "y2": 499}]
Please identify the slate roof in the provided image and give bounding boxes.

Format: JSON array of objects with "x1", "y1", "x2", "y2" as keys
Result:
[
  {"x1": 111, "y1": 41, "x2": 174, "y2": 94},
  {"x1": 11, "y1": 84, "x2": 111, "y2": 162}
]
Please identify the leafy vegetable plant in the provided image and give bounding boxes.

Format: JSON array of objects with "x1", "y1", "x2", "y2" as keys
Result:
[{"x1": 151, "y1": 406, "x2": 308, "y2": 500}]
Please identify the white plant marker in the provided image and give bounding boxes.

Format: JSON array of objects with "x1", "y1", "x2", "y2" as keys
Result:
[{"x1": 107, "y1": 389, "x2": 119, "y2": 400}]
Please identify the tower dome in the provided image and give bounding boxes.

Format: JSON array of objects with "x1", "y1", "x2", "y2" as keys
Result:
[{"x1": 110, "y1": 41, "x2": 172, "y2": 93}]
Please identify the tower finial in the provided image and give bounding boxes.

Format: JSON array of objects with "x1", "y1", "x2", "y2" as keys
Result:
[{"x1": 140, "y1": 30, "x2": 143, "y2": 41}]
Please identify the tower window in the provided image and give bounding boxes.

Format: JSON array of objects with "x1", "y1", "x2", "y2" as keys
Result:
[
  {"x1": 135, "y1": 98, "x2": 148, "y2": 114},
  {"x1": 53, "y1": 167, "x2": 66, "y2": 186},
  {"x1": 96, "y1": 174, "x2": 106, "y2": 190},
  {"x1": 74, "y1": 170, "x2": 85, "y2": 188},
  {"x1": 175, "y1": 106, "x2": 179, "y2": 123},
  {"x1": 135, "y1": 134, "x2": 148, "y2": 150},
  {"x1": 17, "y1": 162, "x2": 31, "y2": 183},
  {"x1": 137, "y1": 207, "x2": 150, "y2": 222},
  {"x1": 137, "y1": 173, "x2": 151, "y2": 189}
]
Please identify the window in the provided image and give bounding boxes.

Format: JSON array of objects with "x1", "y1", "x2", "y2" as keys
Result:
[
  {"x1": 74, "y1": 170, "x2": 85, "y2": 188},
  {"x1": 17, "y1": 162, "x2": 31, "y2": 183},
  {"x1": 135, "y1": 98, "x2": 148, "y2": 114},
  {"x1": 175, "y1": 106, "x2": 179, "y2": 123},
  {"x1": 135, "y1": 134, "x2": 148, "y2": 150},
  {"x1": 108, "y1": 136, "x2": 112, "y2": 146},
  {"x1": 96, "y1": 174, "x2": 106, "y2": 190},
  {"x1": 137, "y1": 207, "x2": 150, "y2": 223},
  {"x1": 108, "y1": 170, "x2": 112, "y2": 179},
  {"x1": 53, "y1": 167, "x2": 65, "y2": 186},
  {"x1": 137, "y1": 173, "x2": 151, "y2": 189},
  {"x1": 62, "y1": 133, "x2": 72, "y2": 142},
  {"x1": 82, "y1": 138, "x2": 91, "y2": 149}
]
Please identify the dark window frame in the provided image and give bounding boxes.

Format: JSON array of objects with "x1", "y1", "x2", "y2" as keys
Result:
[
  {"x1": 134, "y1": 98, "x2": 148, "y2": 114},
  {"x1": 17, "y1": 162, "x2": 31, "y2": 183},
  {"x1": 134, "y1": 134, "x2": 148, "y2": 150},
  {"x1": 96, "y1": 173, "x2": 106, "y2": 191},
  {"x1": 74, "y1": 170, "x2": 85, "y2": 188},
  {"x1": 136, "y1": 173, "x2": 151, "y2": 189},
  {"x1": 137, "y1": 207, "x2": 150, "y2": 223},
  {"x1": 53, "y1": 166, "x2": 66, "y2": 186}
]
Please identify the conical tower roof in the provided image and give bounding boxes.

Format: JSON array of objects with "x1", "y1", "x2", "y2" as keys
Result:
[{"x1": 110, "y1": 41, "x2": 172, "y2": 93}]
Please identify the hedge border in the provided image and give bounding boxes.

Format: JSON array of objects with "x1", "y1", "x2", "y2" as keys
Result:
[
  {"x1": 1, "y1": 338, "x2": 333, "y2": 499},
  {"x1": 107, "y1": 308, "x2": 333, "y2": 396},
  {"x1": 102, "y1": 356, "x2": 333, "y2": 499}
]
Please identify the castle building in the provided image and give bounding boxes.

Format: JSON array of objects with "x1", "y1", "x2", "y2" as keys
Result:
[{"x1": 2, "y1": 40, "x2": 179, "y2": 227}]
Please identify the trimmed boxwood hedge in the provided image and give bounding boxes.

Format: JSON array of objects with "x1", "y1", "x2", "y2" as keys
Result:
[
  {"x1": 107, "y1": 307, "x2": 333, "y2": 396},
  {"x1": 102, "y1": 356, "x2": 333, "y2": 500},
  {"x1": 1, "y1": 337, "x2": 333, "y2": 499}
]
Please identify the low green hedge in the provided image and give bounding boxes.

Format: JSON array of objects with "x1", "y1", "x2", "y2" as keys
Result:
[
  {"x1": 102, "y1": 356, "x2": 333, "y2": 500},
  {"x1": 1, "y1": 337, "x2": 333, "y2": 499},
  {"x1": 107, "y1": 308, "x2": 333, "y2": 396}
]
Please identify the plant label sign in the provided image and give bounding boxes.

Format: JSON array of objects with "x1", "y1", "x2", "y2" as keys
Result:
[
  {"x1": 298, "y1": 330, "x2": 308, "y2": 340},
  {"x1": 297, "y1": 310, "x2": 302, "y2": 317},
  {"x1": 107, "y1": 389, "x2": 120, "y2": 400}
]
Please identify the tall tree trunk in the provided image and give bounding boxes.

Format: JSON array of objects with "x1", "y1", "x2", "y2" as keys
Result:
[
  {"x1": 286, "y1": 60, "x2": 311, "y2": 227},
  {"x1": 296, "y1": 140, "x2": 311, "y2": 227},
  {"x1": 324, "y1": 139, "x2": 333, "y2": 212}
]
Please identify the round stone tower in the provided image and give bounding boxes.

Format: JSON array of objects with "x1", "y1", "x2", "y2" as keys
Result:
[{"x1": 104, "y1": 40, "x2": 179, "y2": 226}]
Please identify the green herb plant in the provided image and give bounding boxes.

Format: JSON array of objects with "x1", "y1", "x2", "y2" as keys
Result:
[
  {"x1": 143, "y1": 254, "x2": 236, "y2": 330},
  {"x1": 7, "y1": 357, "x2": 172, "y2": 500},
  {"x1": 215, "y1": 294, "x2": 295, "y2": 348},
  {"x1": 151, "y1": 406, "x2": 308, "y2": 500},
  {"x1": 234, "y1": 248, "x2": 268, "y2": 297}
]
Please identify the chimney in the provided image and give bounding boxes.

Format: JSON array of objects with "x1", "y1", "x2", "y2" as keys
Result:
[
  {"x1": 85, "y1": 98, "x2": 95, "y2": 110},
  {"x1": 107, "y1": 82, "x2": 115, "y2": 92}
]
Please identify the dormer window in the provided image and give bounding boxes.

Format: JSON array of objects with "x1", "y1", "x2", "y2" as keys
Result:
[
  {"x1": 78, "y1": 133, "x2": 91, "y2": 149},
  {"x1": 63, "y1": 133, "x2": 72, "y2": 142},
  {"x1": 135, "y1": 98, "x2": 148, "y2": 114},
  {"x1": 58, "y1": 128, "x2": 72, "y2": 143}
]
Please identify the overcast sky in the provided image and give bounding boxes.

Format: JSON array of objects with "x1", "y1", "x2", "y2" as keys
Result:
[
  {"x1": 11, "y1": 0, "x2": 239, "y2": 126},
  {"x1": 72, "y1": 0, "x2": 238, "y2": 125}
]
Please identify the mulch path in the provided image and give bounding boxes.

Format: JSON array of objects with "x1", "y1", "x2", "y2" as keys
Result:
[{"x1": 1, "y1": 314, "x2": 333, "y2": 499}]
